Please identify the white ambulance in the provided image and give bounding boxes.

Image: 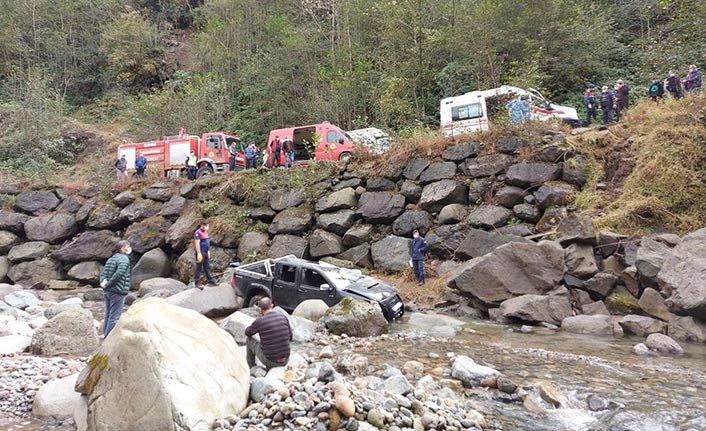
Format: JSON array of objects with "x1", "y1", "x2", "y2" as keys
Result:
[{"x1": 440, "y1": 86, "x2": 580, "y2": 138}]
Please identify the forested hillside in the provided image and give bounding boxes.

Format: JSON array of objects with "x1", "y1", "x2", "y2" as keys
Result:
[{"x1": 0, "y1": 0, "x2": 704, "y2": 175}]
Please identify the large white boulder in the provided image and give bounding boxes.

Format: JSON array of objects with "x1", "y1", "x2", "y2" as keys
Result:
[
  {"x1": 292, "y1": 299, "x2": 329, "y2": 322},
  {"x1": 166, "y1": 284, "x2": 242, "y2": 317},
  {"x1": 77, "y1": 298, "x2": 249, "y2": 431},
  {"x1": 32, "y1": 373, "x2": 82, "y2": 418},
  {"x1": 0, "y1": 334, "x2": 31, "y2": 354}
]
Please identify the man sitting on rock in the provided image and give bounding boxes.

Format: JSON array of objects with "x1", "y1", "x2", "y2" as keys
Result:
[{"x1": 244, "y1": 297, "x2": 292, "y2": 370}]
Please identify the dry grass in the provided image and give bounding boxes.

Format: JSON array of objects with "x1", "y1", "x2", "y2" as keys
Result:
[{"x1": 374, "y1": 265, "x2": 449, "y2": 307}]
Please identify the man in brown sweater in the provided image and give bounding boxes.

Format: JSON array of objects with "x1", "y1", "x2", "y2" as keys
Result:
[{"x1": 244, "y1": 297, "x2": 292, "y2": 369}]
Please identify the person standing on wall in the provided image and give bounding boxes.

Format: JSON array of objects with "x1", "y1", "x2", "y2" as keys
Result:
[
  {"x1": 411, "y1": 229, "x2": 429, "y2": 286},
  {"x1": 115, "y1": 155, "x2": 128, "y2": 185},
  {"x1": 134, "y1": 154, "x2": 147, "y2": 178},
  {"x1": 583, "y1": 84, "x2": 597, "y2": 126},
  {"x1": 598, "y1": 85, "x2": 615, "y2": 125},
  {"x1": 99, "y1": 240, "x2": 132, "y2": 337},
  {"x1": 185, "y1": 150, "x2": 197, "y2": 180},
  {"x1": 614, "y1": 79, "x2": 630, "y2": 122},
  {"x1": 648, "y1": 77, "x2": 664, "y2": 102},
  {"x1": 269, "y1": 136, "x2": 282, "y2": 168},
  {"x1": 193, "y1": 220, "x2": 217, "y2": 288},
  {"x1": 684, "y1": 64, "x2": 702, "y2": 94},
  {"x1": 665, "y1": 70, "x2": 683, "y2": 99}
]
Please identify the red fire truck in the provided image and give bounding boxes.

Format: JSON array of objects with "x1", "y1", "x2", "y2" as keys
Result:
[{"x1": 117, "y1": 129, "x2": 246, "y2": 178}]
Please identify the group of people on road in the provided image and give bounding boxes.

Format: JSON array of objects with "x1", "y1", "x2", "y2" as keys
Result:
[
  {"x1": 114, "y1": 154, "x2": 148, "y2": 185},
  {"x1": 267, "y1": 136, "x2": 295, "y2": 168},
  {"x1": 584, "y1": 64, "x2": 702, "y2": 126}
]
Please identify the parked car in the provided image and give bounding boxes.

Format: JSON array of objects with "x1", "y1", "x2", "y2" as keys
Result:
[{"x1": 231, "y1": 256, "x2": 404, "y2": 321}]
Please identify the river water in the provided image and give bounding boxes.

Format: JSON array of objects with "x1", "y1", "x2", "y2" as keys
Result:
[{"x1": 3, "y1": 312, "x2": 705, "y2": 431}]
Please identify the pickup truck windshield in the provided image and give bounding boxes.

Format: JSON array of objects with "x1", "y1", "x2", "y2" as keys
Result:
[{"x1": 319, "y1": 264, "x2": 366, "y2": 289}]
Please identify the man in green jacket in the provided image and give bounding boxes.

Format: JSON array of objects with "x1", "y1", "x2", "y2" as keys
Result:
[{"x1": 100, "y1": 240, "x2": 132, "y2": 337}]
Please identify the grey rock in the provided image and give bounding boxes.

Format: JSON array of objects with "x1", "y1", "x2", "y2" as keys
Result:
[
  {"x1": 562, "y1": 155, "x2": 588, "y2": 188},
  {"x1": 561, "y1": 315, "x2": 613, "y2": 335},
  {"x1": 138, "y1": 278, "x2": 188, "y2": 298},
  {"x1": 342, "y1": 224, "x2": 374, "y2": 247},
  {"x1": 44, "y1": 303, "x2": 83, "y2": 320},
  {"x1": 7, "y1": 258, "x2": 63, "y2": 285},
  {"x1": 237, "y1": 231, "x2": 269, "y2": 261},
  {"x1": 392, "y1": 210, "x2": 433, "y2": 236},
  {"x1": 0, "y1": 257, "x2": 9, "y2": 282},
  {"x1": 495, "y1": 186, "x2": 528, "y2": 208},
  {"x1": 112, "y1": 191, "x2": 137, "y2": 207},
  {"x1": 86, "y1": 203, "x2": 124, "y2": 229},
  {"x1": 535, "y1": 206, "x2": 569, "y2": 232},
  {"x1": 565, "y1": 243, "x2": 598, "y2": 279},
  {"x1": 632, "y1": 343, "x2": 649, "y2": 356},
  {"x1": 292, "y1": 299, "x2": 329, "y2": 322},
  {"x1": 499, "y1": 294, "x2": 572, "y2": 325},
  {"x1": 505, "y1": 162, "x2": 561, "y2": 188},
  {"x1": 582, "y1": 301, "x2": 610, "y2": 316},
  {"x1": 667, "y1": 315, "x2": 706, "y2": 343},
  {"x1": 438, "y1": 204, "x2": 466, "y2": 224},
  {"x1": 403, "y1": 159, "x2": 431, "y2": 180},
  {"x1": 442, "y1": 142, "x2": 482, "y2": 161},
  {"x1": 454, "y1": 228, "x2": 530, "y2": 260},
  {"x1": 250, "y1": 377, "x2": 284, "y2": 403},
  {"x1": 175, "y1": 247, "x2": 237, "y2": 283},
  {"x1": 447, "y1": 241, "x2": 564, "y2": 308},
  {"x1": 142, "y1": 187, "x2": 173, "y2": 202},
  {"x1": 0, "y1": 231, "x2": 20, "y2": 254},
  {"x1": 586, "y1": 394, "x2": 611, "y2": 412},
  {"x1": 463, "y1": 154, "x2": 514, "y2": 178},
  {"x1": 160, "y1": 195, "x2": 187, "y2": 218},
  {"x1": 8, "y1": 241, "x2": 51, "y2": 263},
  {"x1": 132, "y1": 248, "x2": 172, "y2": 289},
  {"x1": 67, "y1": 262, "x2": 103, "y2": 284},
  {"x1": 645, "y1": 333, "x2": 684, "y2": 356},
  {"x1": 219, "y1": 311, "x2": 255, "y2": 345},
  {"x1": 356, "y1": 192, "x2": 406, "y2": 224},
  {"x1": 556, "y1": 213, "x2": 596, "y2": 246},
  {"x1": 0, "y1": 210, "x2": 30, "y2": 233},
  {"x1": 513, "y1": 204, "x2": 542, "y2": 223},
  {"x1": 635, "y1": 238, "x2": 671, "y2": 283},
  {"x1": 166, "y1": 284, "x2": 242, "y2": 318},
  {"x1": 618, "y1": 315, "x2": 667, "y2": 336},
  {"x1": 495, "y1": 223, "x2": 534, "y2": 237},
  {"x1": 123, "y1": 216, "x2": 171, "y2": 254},
  {"x1": 469, "y1": 205, "x2": 513, "y2": 229},
  {"x1": 246, "y1": 207, "x2": 276, "y2": 222},
  {"x1": 119, "y1": 199, "x2": 161, "y2": 223},
  {"x1": 495, "y1": 136, "x2": 529, "y2": 154},
  {"x1": 534, "y1": 183, "x2": 575, "y2": 210},
  {"x1": 317, "y1": 210, "x2": 356, "y2": 236},
  {"x1": 400, "y1": 181, "x2": 422, "y2": 204},
  {"x1": 56, "y1": 195, "x2": 85, "y2": 214},
  {"x1": 638, "y1": 288, "x2": 672, "y2": 322},
  {"x1": 268, "y1": 235, "x2": 307, "y2": 259},
  {"x1": 426, "y1": 225, "x2": 467, "y2": 260},
  {"x1": 268, "y1": 207, "x2": 313, "y2": 235},
  {"x1": 419, "y1": 180, "x2": 467, "y2": 213},
  {"x1": 24, "y1": 213, "x2": 78, "y2": 244},
  {"x1": 308, "y1": 230, "x2": 343, "y2": 258},
  {"x1": 468, "y1": 179, "x2": 492, "y2": 204},
  {"x1": 450, "y1": 355, "x2": 499, "y2": 387},
  {"x1": 332, "y1": 178, "x2": 362, "y2": 191},
  {"x1": 30, "y1": 309, "x2": 99, "y2": 355},
  {"x1": 14, "y1": 190, "x2": 60, "y2": 215},
  {"x1": 659, "y1": 228, "x2": 706, "y2": 319},
  {"x1": 269, "y1": 189, "x2": 306, "y2": 212},
  {"x1": 4, "y1": 290, "x2": 41, "y2": 309},
  {"x1": 371, "y1": 236, "x2": 411, "y2": 273},
  {"x1": 366, "y1": 177, "x2": 397, "y2": 192},
  {"x1": 606, "y1": 286, "x2": 641, "y2": 315},
  {"x1": 315, "y1": 188, "x2": 358, "y2": 213},
  {"x1": 324, "y1": 297, "x2": 388, "y2": 337},
  {"x1": 419, "y1": 162, "x2": 457, "y2": 184},
  {"x1": 339, "y1": 243, "x2": 372, "y2": 268},
  {"x1": 583, "y1": 272, "x2": 618, "y2": 299}
]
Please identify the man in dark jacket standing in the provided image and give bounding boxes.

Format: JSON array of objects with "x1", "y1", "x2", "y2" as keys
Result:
[
  {"x1": 665, "y1": 70, "x2": 683, "y2": 99},
  {"x1": 100, "y1": 240, "x2": 132, "y2": 337},
  {"x1": 583, "y1": 84, "x2": 597, "y2": 126},
  {"x1": 614, "y1": 79, "x2": 630, "y2": 122},
  {"x1": 269, "y1": 136, "x2": 282, "y2": 168},
  {"x1": 598, "y1": 86, "x2": 615, "y2": 125},
  {"x1": 411, "y1": 229, "x2": 429, "y2": 286},
  {"x1": 648, "y1": 77, "x2": 665, "y2": 102},
  {"x1": 244, "y1": 297, "x2": 292, "y2": 370}
]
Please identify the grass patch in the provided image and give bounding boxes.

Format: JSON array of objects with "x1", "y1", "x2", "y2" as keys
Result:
[
  {"x1": 568, "y1": 95, "x2": 706, "y2": 234},
  {"x1": 375, "y1": 267, "x2": 447, "y2": 307}
]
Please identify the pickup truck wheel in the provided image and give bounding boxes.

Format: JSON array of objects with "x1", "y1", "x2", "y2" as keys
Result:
[
  {"x1": 196, "y1": 166, "x2": 214, "y2": 177},
  {"x1": 248, "y1": 294, "x2": 265, "y2": 308}
]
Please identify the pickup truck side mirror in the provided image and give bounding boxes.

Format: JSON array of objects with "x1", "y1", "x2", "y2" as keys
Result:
[{"x1": 320, "y1": 283, "x2": 331, "y2": 291}]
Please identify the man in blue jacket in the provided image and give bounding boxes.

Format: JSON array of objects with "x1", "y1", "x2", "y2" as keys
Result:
[
  {"x1": 99, "y1": 240, "x2": 132, "y2": 337},
  {"x1": 411, "y1": 229, "x2": 429, "y2": 286}
]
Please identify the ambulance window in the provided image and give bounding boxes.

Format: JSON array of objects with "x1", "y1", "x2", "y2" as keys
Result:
[
  {"x1": 327, "y1": 131, "x2": 343, "y2": 144},
  {"x1": 452, "y1": 104, "x2": 482, "y2": 121}
]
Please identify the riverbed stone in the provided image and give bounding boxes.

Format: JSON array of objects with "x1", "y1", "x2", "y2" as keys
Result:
[
  {"x1": 469, "y1": 205, "x2": 513, "y2": 229},
  {"x1": 392, "y1": 210, "x2": 433, "y2": 236},
  {"x1": 371, "y1": 236, "x2": 411, "y2": 273},
  {"x1": 605, "y1": 286, "x2": 641, "y2": 315},
  {"x1": 638, "y1": 288, "x2": 672, "y2": 322},
  {"x1": 450, "y1": 355, "x2": 499, "y2": 387},
  {"x1": 454, "y1": 229, "x2": 530, "y2": 260},
  {"x1": 582, "y1": 300, "x2": 610, "y2": 316},
  {"x1": 635, "y1": 238, "x2": 671, "y2": 284},
  {"x1": 267, "y1": 234, "x2": 307, "y2": 259},
  {"x1": 67, "y1": 261, "x2": 102, "y2": 285},
  {"x1": 138, "y1": 278, "x2": 188, "y2": 298},
  {"x1": 4, "y1": 290, "x2": 41, "y2": 309},
  {"x1": 219, "y1": 311, "x2": 256, "y2": 345},
  {"x1": 324, "y1": 297, "x2": 387, "y2": 337},
  {"x1": 645, "y1": 333, "x2": 684, "y2": 356},
  {"x1": 561, "y1": 315, "x2": 613, "y2": 335},
  {"x1": 499, "y1": 294, "x2": 572, "y2": 325},
  {"x1": 8, "y1": 241, "x2": 51, "y2": 263},
  {"x1": 44, "y1": 302, "x2": 83, "y2": 320},
  {"x1": 463, "y1": 154, "x2": 514, "y2": 178},
  {"x1": 419, "y1": 180, "x2": 467, "y2": 213},
  {"x1": 356, "y1": 192, "x2": 405, "y2": 224},
  {"x1": 132, "y1": 248, "x2": 171, "y2": 289},
  {"x1": 24, "y1": 213, "x2": 78, "y2": 244},
  {"x1": 166, "y1": 283, "x2": 241, "y2": 318},
  {"x1": 582, "y1": 272, "x2": 618, "y2": 299},
  {"x1": 667, "y1": 315, "x2": 706, "y2": 343},
  {"x1": 618, "y1": 315, "x2": 667, "y2": 336},
  {"x1": 293, "y1": 300, "x2": 329, "y2": 322},
  {"x1": 30, "y1": 309, "x2": 99, "y2": 355},
  {"x1": 316, "y1": 188, "x2": 358, "y2": 213},
  {"x1": 505, "y1": 163, "x2": 561, "y2": 188},
  {"x1": 14, "y1": 190, "x2": 60, "y2": 215},
  {"x1": 565, "y1": 243, "x2": 598, "y2": 279},
  {"x1": 448, "y1": 241, "x2": 564, "y2": 308},
  {"x1": 32, "y1": 373, "x2": 82, "y2": 418},
  {"x1": 52, "y1": 230, "x2": 121, "y2": 263},
  {"x1": 79, "y1": 298, "x2": 249, "y2": 431}
]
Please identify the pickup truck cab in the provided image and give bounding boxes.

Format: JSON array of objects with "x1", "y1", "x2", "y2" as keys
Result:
[{"x1": 232, "y1": 256, "x2": 404, "y2": 321}]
